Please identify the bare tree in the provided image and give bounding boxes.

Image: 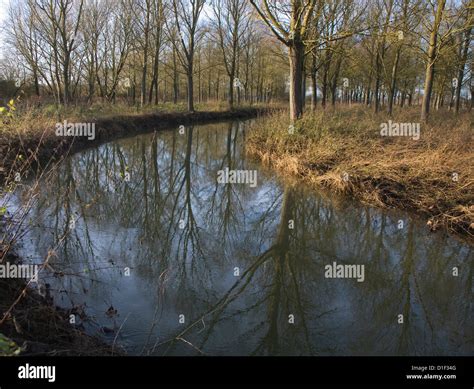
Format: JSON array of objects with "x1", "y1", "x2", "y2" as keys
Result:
[
  {"x1": 167, "y1": 0, "x2": 206, "y2": 112},
  {"x1": 33, "y1": 0, "x2": 85, "y2": 106},
  {"x1": 250, "y1": 0, "x2": 317, "y2": 122},
  {"x1": 420, "y1": 0, "x2": 447, "y2": 121},
  {"x1": 454, "y1": 3, "x2": 473, "y2": 114},
  {"x1": 211, "y1": 0, "x2": 250, "y2": 109}
]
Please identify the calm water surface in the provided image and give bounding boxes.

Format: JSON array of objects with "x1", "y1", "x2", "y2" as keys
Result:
[{"x1": 13, "y1": 120, "x2": 473, "y2": 356}]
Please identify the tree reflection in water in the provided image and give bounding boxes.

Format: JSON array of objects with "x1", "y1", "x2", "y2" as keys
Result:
[{"x1": 15, "y1": 120, "x2": 472, "y2": 356}]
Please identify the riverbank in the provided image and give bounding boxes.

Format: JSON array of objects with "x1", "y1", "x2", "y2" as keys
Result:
[
  {"x1": 247, "y1": 106, "x2": 473, "y2": 241},
  {"x1": 0, "y1": 104, "x2": 274, "y2": 184},
  {"x1": 0, "y1": 248, "x2": 120, "y2": 356}
]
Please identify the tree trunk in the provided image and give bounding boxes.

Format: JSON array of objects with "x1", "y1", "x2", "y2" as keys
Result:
[
  {"x1": 288, "y1": 42, "x2": 304, "y2": 122},
  {"x1": 331, "y1": 56, "x2": 343, "y2": 107},
  {"x1": 421, "y1": 0, "x2": 446, "y2": 122},
  {"x1": 187, "y1": 63, "x2": 194, "y2": 112},
  {"x1": 310, "y1": 54, "x2": 317, "y2": 111},
  {"x1": 387, "y1": 47, "x2": 401, "y2": 116},
  {"x1": 228, "y1": 76, "x2": 234, "y2": 109},
  {"x1": 455, "y1": 26, "x2": 472, "y2": 114},
  {"x1": 311, "y1": 72, "x2": 317, "y2": 111},
  {"x1": 172, "y1": 46, "x2": 179, "y2": 104},
  {"x1": 322, "y1": 66, "x2": 329, "y2": 109}
]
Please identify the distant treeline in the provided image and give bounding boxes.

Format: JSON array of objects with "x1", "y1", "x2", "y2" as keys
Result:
[{"x1": 0, "y1": 0, "x2": 472, "y2": 120}]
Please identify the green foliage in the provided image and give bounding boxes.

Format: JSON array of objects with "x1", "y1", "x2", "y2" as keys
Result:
[
  {"x1": 0, "y1": 333, "x2": 22, "y2": 356},
  {"x1": 0, "y1": 99, "x2": 16, "y2": 128}
]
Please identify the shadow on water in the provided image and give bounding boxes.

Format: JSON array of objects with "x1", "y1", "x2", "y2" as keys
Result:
[{"x1": 12, "y1": 120, "x2": 473, "y2": 356}]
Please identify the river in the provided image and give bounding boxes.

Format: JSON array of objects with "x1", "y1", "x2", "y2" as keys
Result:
[{"x1": 11, "y1": 119, "x2": 472, "y2": 356}]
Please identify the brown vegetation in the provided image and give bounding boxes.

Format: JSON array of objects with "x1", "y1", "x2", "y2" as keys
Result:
[{"x1": 247, "y1": 106, "x2": 474, "y2": 240}]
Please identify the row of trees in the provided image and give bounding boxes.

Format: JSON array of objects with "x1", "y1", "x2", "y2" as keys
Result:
[
  {"x1": 0, "y1": 0, "x2": 472, "y2": 121},
  {"x1": 2, "y1": 0, "x2": 287, "y2": 111},
  {"x1": 251, "y1": 0, "x2": 472, "y2": 121}
]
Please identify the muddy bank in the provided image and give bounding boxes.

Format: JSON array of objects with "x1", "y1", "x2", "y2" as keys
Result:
[{"x1": 0, "y1": 249, "x2": 121, "y2": 356}]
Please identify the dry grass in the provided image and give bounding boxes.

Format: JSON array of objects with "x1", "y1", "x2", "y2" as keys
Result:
[
  {"x1": 247, "y1": 105, "x2": 474, "y2": 240},
  {"x1": 0, "y1": 100, "x2": 271, "y2": 141}
]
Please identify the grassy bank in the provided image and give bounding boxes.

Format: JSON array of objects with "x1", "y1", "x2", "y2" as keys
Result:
[{"x1": 247, "y1": 106, "x2": 473, "y2": 241}]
